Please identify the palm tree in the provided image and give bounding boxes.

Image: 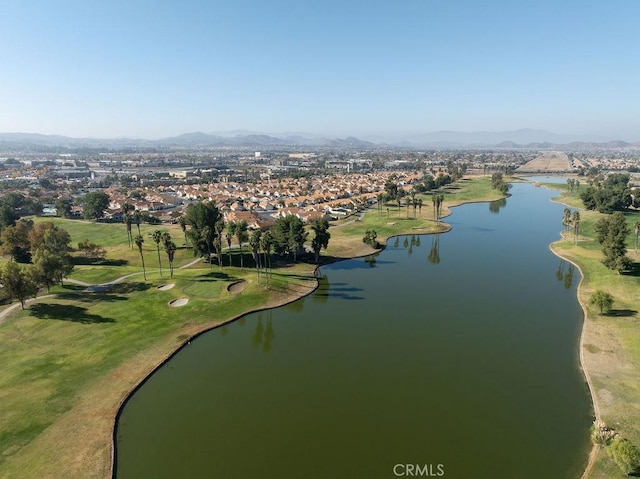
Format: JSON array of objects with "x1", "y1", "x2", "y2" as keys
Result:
[
  {"x1": 152, "y1": 230, "x2": 163, "y2": 277},
  {"x1": 134, "y1": 210, "x2": 142, "y2": 236},
  {"x1": 124, "y1": 214, "x2": 133, "y2": 248},
  {"x1": 572, "y1": 211, "x2": 580, "y2": 244},
  {"x1": 134, "y1": 234, "x2": 146, "y2": 280},
  {"x1": 161, "y1": 232, "x2": 175, "y2": 278},
  {"x1": 260, "y1": 230, "x2": 273, "y2": 288},
  {"x1": 226, "y1": 221, "x2": 237, "y2": 266},
  {"x1": 635, "y1": 221, "x2": 640, "y2": 254},
  {"x1": 214, "y1": 218, "x2": 225, "y2": 269},
  {"x1": 417, "y1": 198, "x2": 423, "y2": 217},
  {"x1": 562, "y1": 207, "x2": 571, "y2": 239},
  {"x1": 405, "y1": 197, "x2": 412, "y2": 218},
  {"x1": 249, "y1": 229, "x2": 262, "y2": 279},
  {"x1": 177, "y1": 216, "x2": 187, "y2": 246},
  {"x1": 236, "y1": 220, "x2": 249, "y2": 269},
  {"x1": 396, "y1": 197, "x2": 401, "y2": 217}
]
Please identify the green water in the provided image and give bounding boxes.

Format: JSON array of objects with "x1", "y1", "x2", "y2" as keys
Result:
[{"x1": 115, "y1": 182, "x2": 592, "y2": 479}]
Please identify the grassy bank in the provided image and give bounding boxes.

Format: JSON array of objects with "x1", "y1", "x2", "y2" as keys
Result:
[
  {"x1": 0, "y1": 176, "x2": 505, "y2": 478},
  {"x1": 546, "y1": 183, "x2": 640, "y2": 478}
]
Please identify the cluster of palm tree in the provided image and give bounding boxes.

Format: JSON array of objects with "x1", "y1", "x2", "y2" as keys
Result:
[
  {"x1": 432, "y1": 194, "x2": 445, "y2": 223},
  {"x1": 562, "y1": 207, "x2": 581, "y2": 244},
  {"x1": 134, "y1": 230, "x2": 178, "y2": 281},
  {"x1": 566, "y1": 178, "x2": 581, "y2": 193}
]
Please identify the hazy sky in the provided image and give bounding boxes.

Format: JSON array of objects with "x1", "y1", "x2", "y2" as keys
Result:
[{"x1": 1, "y1": 0, "x2": 639, "y2": 140}]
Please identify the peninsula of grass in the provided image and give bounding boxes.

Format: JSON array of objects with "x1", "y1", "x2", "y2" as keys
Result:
[
  {"x1": 0, "y1": 176, "x2": 506, "y2": 479},
  {"x1": 546, "y1": 182, "x2": 640, "y2": 478}
]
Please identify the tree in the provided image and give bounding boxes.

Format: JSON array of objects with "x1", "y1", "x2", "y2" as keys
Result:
[
  {"x1": 310, "y1": 217, "x2": 331, "y2": 263},
  {"x1": 162, "y1": 232, "x2": 177, "y2": 278},
  {"x1": 572, "y1": 211, "x2": 580, "y2": 244},
  {"x1": 134, "y1": 234, "x2": 147, "y2": 280},
  {"x1": 226, "y1": 221, "x2": 237, "y2": 266},
  {"x1": 362, "y1": 230, "x2": 378, "y2": 248},
  {"x1": 214, "y1": 218, "x2": 225, "y2": 269},
  {"x1": 184, "y1": 202, "x2": 223, "y2": 263},
  {"x1": 177, "y1": 216, "x2": 187, "y2": 245},
  {"x1": 635, "y1": 221, "x2": 639, "y2": 254},
  {"x1": 607, "y1": 437, "x2": 640, "y2": 475},
  {"x1": 0, "y1": 204, "x2": 19, "y2": 233},
  {"x1": 589, "y1": 290, "x2": 614, "y2": 314},
  {"x1": 152, "y1": 230, "x2": 164, "y2": 277},
  {"x1": 28, "y1": 222, "x2": 74, "y2": 285},
  {"x1": 0, "y1": 261, "x2": 38, "y2": 309},
  {"x1": 594, "y1": 212, "x2": 631, "y2": 272},
  {"x1": 0, "y1": 219, "x2": 33, "y2": 263},
  {"x1": 77, "y1": 239, "x2": 106, "y2": 258},
  {"x1": 236, "y1": 220, "x2": 249, "y2": 269},
  {"x1": 260, "y1": 230, "x2": 273, "y2": 287},
  {"x1": 54, "y1": 198, "x2": 72, "y2": 218},
  {"x1": 83, "y1": 191, "x2": 110, "y2": 220},
  {"x1": 133, "y1": 210, "x2": 142, "y2": 236},
  {"x1": 563, "y1": 207, "x2": 572, "y2": 237},
  {"x1": 271, "y1": 215, "x2": 308, "y2": 260},
  {"x1": 249, "y1": 229, "x2": 262, "y2": 277},
  {"x1": 124, "y1": 214, "x2": 133, "y2": 248}
]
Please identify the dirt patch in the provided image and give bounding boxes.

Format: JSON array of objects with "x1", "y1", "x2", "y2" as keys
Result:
[
  {"x1": 227, "y1": 280, "x2": 247, "y2": 294},
  {"x1": 156, "y1": 284, "x2": 175, "y2": 291},
  {"x1": 169, "y1": 298, "x2": 189, "y2": 307},
  {"x1": 516, "y1": 151, "x2": 570, "y2": 172}
]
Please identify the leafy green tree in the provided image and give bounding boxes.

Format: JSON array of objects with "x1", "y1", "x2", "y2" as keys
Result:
[
  {"x1": 0, "y1": 204, "x2": 19, "y2": 233},
  {"x1": 607, "y1": 437, "x2": 640, "y2": 475},
  {"x1": 134, "y1": 234, "x2": 146, "y2": 280},
  {"x1": 594, "y1": 212, "x2": 631, "y2": 272},
  {"x1": 0, "y1": 261, "x2": 38, "y2": 309},
  {"x1": 77, "y1": 239, "x2": 106, "y2": 258},
  {"x1": 83, "y1": 191, "x2": 110, "y2": 220},
  {"x1": 0, "y1": 219, "x2": 33, "y2": 263},
  {"x1": 589, "y1": 290, "x2": 614, "y2": 314},
  {"x1": 185, "y1": 202, "x2": 223, "y2": 262},
  {"x1": 29, "y1": 222, "x2": 73, "y2": 285},
  {"x1": 271, "y1": 215, "x2": 308, "y2": 261},
  {"x1": 362, "y1": 229, "x2": 378, "y2": 248},
  {"x1": 54, "y1": 198, "x2": 72, "y2": 218},
  {"x1": 310, "y1": 217, "x2": 331, "y2": 263}
]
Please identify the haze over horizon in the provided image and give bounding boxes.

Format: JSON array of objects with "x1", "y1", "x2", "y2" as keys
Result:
[{"x1": 2, "y1": 1, "x2": 639, "y2": 141}]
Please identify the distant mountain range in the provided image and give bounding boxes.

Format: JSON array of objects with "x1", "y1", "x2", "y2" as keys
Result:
[{"x1": 0, "y1": 129, "x2": 638, "y2": 152}]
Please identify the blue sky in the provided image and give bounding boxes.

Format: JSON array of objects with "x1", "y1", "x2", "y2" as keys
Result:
[{"x1": 1, "y1": 0, "x2": 639, "y2": 140}]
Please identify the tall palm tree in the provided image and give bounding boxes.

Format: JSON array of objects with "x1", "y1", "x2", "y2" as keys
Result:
[
  {"x1": 226, "y1": 221, "x2": 237, "y2": 266},
  {"x1": 417, "y1": 198, "x2": 423, "y2": 217},
  {"x1": 236, "y1": 220, "x2": 249, "y2": 269},
  {"x1": 396, "y1": 197, "x2": 401, "y2": 217},
  {"x1": 563, "y1": 208, "x2": 571, "y2": 238},
  {"x1": 152, "y1": 230, "x2": 163, "y2": 277},
  {"x1": 249, "y1": 229, "x2": 262, "y2": 279},
  {"x1": 134, "y1": 234, "x2": 146, "y2": 280},
  {"x1": 572, "y1": 211, "x2": 581, "y2": 244},
  {"x1": 161, "y1": 232, "x2": 175, "y2": 278},
  {"x1": 177, "y1": 216, "x2": 187, "y2": 246},
  {"x1": 635, "y1": 221, "x2": 640, "y2": 254},
  {"x1": 124, "y1": 214, "x2": 133, "y2": 248},
  {"x1": 214, "y1": 218, "x2": 225, "y2": 269},
  {"x1": 405, "y1": 197, "x2": 412, "y2": 218},
  {"x1": 260, "y1": 230, "x2": 273, "y2": 288},
  {"x1": 134, "y1": 210, "x2": 142, "y2": 236}
]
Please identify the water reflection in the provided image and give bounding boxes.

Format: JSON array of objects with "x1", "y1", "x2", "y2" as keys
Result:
[
  {"x1": 251, "y1": 311, "x2": 276, "y2": 353},
  {"x1": 428, "y1": 234, "x2": 441, "y2": 265},
  {"x1": 564, "y1": 264, "x2": 574, "y2": 289},
  {"x1": 489, "y1": 198, "x2": 507, "y2": 214},
  {"x1": 363, "y1": 254, "x2": 378, "y2": 268}
]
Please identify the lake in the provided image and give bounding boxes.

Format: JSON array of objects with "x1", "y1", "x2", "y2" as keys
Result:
[{"x1": 115, "y1": 181, "x2": 592, "y2": 479}]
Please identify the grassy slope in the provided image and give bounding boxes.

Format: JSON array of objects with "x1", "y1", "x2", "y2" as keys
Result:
[
  {"x1": 546, "y1": 183, "x2": 640, "y2": 478},
  {"x1": 0, "y1": 177, "x2": 506, "y2": 479}
]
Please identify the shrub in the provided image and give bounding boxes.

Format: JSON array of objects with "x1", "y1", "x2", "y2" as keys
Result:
[{"x1": 591, "y1": 420, "x2": 617, "y2": 446}]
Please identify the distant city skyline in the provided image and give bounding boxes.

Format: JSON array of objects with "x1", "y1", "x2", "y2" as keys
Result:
[{"x1": 2, "y1": 1, "x2": 640, "y2": 141}]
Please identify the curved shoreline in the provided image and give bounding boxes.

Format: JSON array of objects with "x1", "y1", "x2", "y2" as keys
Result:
[{"x1": 549, "y1": 240, "x2": 599, "y2": 479}]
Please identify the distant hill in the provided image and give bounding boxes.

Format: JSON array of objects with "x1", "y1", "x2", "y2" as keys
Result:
[{"x1": 0, "y1": 130, "x2": 636, "y2": 152}]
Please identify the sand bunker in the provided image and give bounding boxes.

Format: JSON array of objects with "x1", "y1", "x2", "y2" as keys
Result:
[
  {"x1": 227, "y1": 280, "x2": 247, "y2": 293},
  {"x1": 157, "y1": 283, "x2": 175, "y2": 291},
  {"x1": 169, "y1": 298, "x2": 189, "y2": 307}
]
